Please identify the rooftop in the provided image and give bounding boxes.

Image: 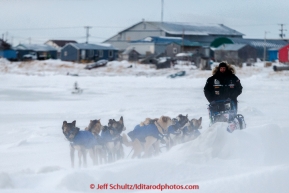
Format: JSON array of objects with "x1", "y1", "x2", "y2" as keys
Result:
[{"x1": 131, "y1": 36, "x2": 201, "y2": 47}]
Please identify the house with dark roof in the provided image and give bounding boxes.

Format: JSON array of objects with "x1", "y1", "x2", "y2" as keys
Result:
[
  {"x1": 45, "y1": 40, "x2": 77, "y2": 58},
  {"x1": 14, "y1": 44, "x2": 57, "y2": 60},
  {"x1": 214, "y1": 44, "x2": 257, "y2": 66},
  {"x1": 103, "y1": 20, "x2": 243, "y2": 51},
  {"x1": 60, "y1": 43, "x2": 118, "y2": 62},
  {"x1": 121, "y1": 47, "x2": 140, "y2": 61},
  {"x1": 211, "y1": 37, "x2": 288, "y2": 61}
]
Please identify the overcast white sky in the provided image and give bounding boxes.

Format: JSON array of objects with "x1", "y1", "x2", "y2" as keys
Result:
[{"x1": 0, "y1": 0, "x2": 288, "y2": 46}]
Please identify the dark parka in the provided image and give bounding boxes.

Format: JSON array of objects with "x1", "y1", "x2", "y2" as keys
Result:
[{"x1": 204, "y1": 63, "x2": 242, "y2": 104}]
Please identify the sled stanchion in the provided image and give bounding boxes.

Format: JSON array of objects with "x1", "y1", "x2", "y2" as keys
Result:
[{"x1": 208, "y1": 100, "x2": 246, "y2": 133}]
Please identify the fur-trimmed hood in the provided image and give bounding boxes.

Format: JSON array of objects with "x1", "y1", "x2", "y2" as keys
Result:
[{"x1": 212, "y1": 62, "x2": 236, "y2": 75}]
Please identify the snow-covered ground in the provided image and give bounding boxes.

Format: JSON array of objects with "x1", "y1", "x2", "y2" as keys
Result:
[{"x1": 0, "y1": 59, "x2": 289, "y2": 193}]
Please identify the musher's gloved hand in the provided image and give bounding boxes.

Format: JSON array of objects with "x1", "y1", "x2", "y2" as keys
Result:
[{"x1": 210, "y1": 101, "x2": 216, "y2": 105}]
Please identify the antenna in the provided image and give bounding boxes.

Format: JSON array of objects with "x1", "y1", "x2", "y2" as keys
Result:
[
  {"x1": 182, "y1": 28, "x2": 184, "y2": 52},
  {"x1": 263, "y1": 31, "x2": 269, "y2": 62},
  {"x1": 84, "y1": 26, "x2": 92, "y2": 43},
  {"x1": 5, "y1": 31, "x2": 8, "y2": 42},
  {"x1": 161, "y1": 0, "x2": 164, "y2": 23},
  {"x1": 278, "y1": 24, "x2": 287, "y2": 39}
]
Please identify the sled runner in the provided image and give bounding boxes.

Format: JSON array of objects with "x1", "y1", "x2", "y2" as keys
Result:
[
  {"x1": 208, "y1": 99, "x2": 246, "y2": 133},
  {"x1": 71, "y1": 89, "x2": 83, "y2": 94}
]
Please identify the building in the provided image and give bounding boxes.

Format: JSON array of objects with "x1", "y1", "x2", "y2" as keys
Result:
[
  {"x1": 0, "y1": 50, "x2": 17, "y2": 61},
  {"x1": 60, "y1": 43, "x2": 118, "y2": 62},
  {"x1": 211, "y1": 37, "x2": 287, "y2": 61},
  {"x1": 45, "y1": 40, "x2": 77, "y2": 58},
  {"x1": 121, "y1": 48, "x2": 140, "y2": 61},
  {"x1": 104, "y1": 20, "x2": 243, "y2": 51},
  {"x1": 125, "y1": 36, "x2": 201, "y2": 58},
  {"x1": 268, "y1": 48, "x2": 279, "y2": 62},
  {"x1": 14, "y1": 44, "x2": 57, "y2": 60},
  {"x1": 214, "y1": 44, "x2": 257, "y2": 66},
  {"x1": 0, "y1": 39, "x2": 17, "y2": 61},
  {"x1": 165, "y1": 41, "x2": 201, "y2": 58},
  {"x1": 278, "y1": 44, "x2": 289, "y2": 63}
]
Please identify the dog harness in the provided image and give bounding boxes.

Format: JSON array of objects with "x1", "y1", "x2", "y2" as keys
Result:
[
  {"x1": 101, "y1": 126, "x2": 123, "y2": 144},
  {"x1": 168, "y1": 126, "x2": 182, "y2": 135},
  {"x1": 128, "y1": 123, "x2": 165, "y2": 143},
  {"x1": 167, "y1": 121, "x2": 187, "y2": 136},
  {"x1": 182, "y1": 125, "x2": 201, "y2": 138},
  {"x1": 71, "y1": 130, "x2": 98, "y2": 149}
]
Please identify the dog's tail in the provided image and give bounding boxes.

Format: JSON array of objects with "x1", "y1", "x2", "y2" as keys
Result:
[{"x1": 122, "y1": 133, "x2": 132, "y2": 147}]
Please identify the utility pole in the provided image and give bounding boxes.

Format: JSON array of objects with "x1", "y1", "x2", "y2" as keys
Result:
[
  {"x1": 182, "y1": 28, "x2": 184, "y2": 53},
  {"x1": 278, "y1": 24, "x2": 286, "y2": 39},
  {"x1": 5, "y1": 31, "x2": 8, "y2": 41},
  {"x1": 263, "y1": 31, "x2": 269, "y2": 62},
  {"x1": 161, "y1": 0, "x2": 164, "y2": 23},
  {"x1": 84, "y1": 26, "x2": 92, "y2": 44}
]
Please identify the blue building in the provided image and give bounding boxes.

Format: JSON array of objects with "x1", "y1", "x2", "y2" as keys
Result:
[
  {"x1": 0, "y1": 39, "x2": 17, "y2": 61},
  {"x1": 0, "y1": 49, "x2": 17, "y2": 61},
  {"x1": 268, "y1": 48, "x2": 279, "y2": 61},
  {"x1": 60, "y1": 43, "x2": 118, "y2": 62}
]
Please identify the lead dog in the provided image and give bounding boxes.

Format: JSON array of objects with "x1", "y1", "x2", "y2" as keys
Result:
[
  {"x1": 62, "y1": 120, "x2": 98, "y2": 167},
  {"x1": 123, "y1": 116, "x2": 174, "y2": 158}
]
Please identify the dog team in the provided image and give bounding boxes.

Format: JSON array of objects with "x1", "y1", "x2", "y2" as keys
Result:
[{"x1": 62, "y1": 114, "x2": 202, "y2": 168}]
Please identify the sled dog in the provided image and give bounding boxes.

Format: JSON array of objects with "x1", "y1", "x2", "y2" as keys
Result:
[
  {"x1": 62, "y1": 120, "x2": 98, "y2": 168},
  {"x1": 167, "y1": 114, "x2": 189, "y2": 148},
  {"x1": 101, "y1": 117, "x2": 126, "y2": 162},
  {"x1": 182, "y1": 117, "x2": 202, "y2": 142},
  {"x1": 123, "y1": 116, "x2": 174, "y2": 158},
  {"x1": 85, "y1": 119, "x2": 106, "y2": 164}
]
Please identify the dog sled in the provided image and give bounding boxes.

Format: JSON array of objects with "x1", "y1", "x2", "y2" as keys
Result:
[
  {"x1": 71, "y1": 81, "x2": 83, "y2": 94},
  {"x1": 71, "y1": 88, "x2": 83, "y2": 94},
  {"x1": 208, "y1": 99, "x2": 246, "y2": 133}
]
